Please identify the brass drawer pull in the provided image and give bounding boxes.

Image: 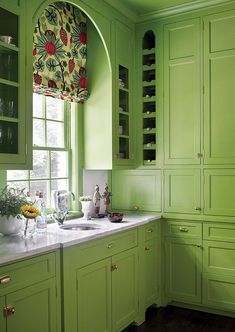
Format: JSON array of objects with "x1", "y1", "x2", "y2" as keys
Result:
[
  {"x1": 146, "y1": 228, "x2": 153, "y2": 233},
  {"x1": 0, "y1": 275, "x2": 11, "y2": 285},
  {"x1": 145, "y1": 247, "x2": 150, "y2": 251},
  {"x1": 179, "y1": 227, "x2": 189, "y2": 232},
  {"x1": 4, "y1": 304, "x2": 15, "y2": 317},
  {"x1": 194, "y1": 244, "x2": 203, "y2": 249},
  {"x1": 107, "y1": 243, "x2": 113, "y2": 249},
  {"x1": 111, "y1": 264, "x2": 118, "y2": 271}
]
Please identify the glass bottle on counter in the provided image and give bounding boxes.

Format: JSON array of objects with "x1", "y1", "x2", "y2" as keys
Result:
[{"x1": 36, "y1": 192, "x2": 47, "y2": 233}]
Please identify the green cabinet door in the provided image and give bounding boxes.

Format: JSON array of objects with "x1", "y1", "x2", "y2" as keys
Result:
[
  {"x1": 204, "y1": 169, "x2": 235, "y2": 216},
  {"x1": 164, "y1": 18, "x2": 201, "y2": 165},
  {"x1": 6, "y1": 279, "x2": 57, "y2": 332},
  {"x1": 165, "y1": 237, "x2": 202, "y2": 304},
  {"x1": 204, "y1": 10, "x2": 235, "y2": 164},
  {"x1": 0, "y1": 296, "x2": 6, "y2": 332},
  {"x1": 111, "y1": 170, "x2": 162, "y2": 212},
  {"x1": 111, "y1": 248, "x2": 138, "y2": 332},
  {"x1": 76, "y1": 258, "x2": 112, "y2": 332},
  {"x1": 164, "y1": 169, "x2": 201, "y2": 214},
  {"x1": 143, "y1": 239, "x2": 159, "y2": 308}
]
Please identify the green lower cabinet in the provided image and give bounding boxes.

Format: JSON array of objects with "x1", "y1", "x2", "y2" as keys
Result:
[
  {"x1": 165, "y1": 237, "x2": 202, "y2": 304},
  {"x1": 76, "y1": 258, "x2": 112, "y2": 332},
  {"x1": 142, "y1": 239, "x2": 159, "y2": 308},
  {"x1": 203, "y1": 273, "x2": 235, "y2": 312},
  {"x1": 0, "y1": 296, "x2": 6, "y2": 332},
  {"x1": 111, "y1": 248, "x2": 138, "y2": 332},
  {"x1": 6, "y1": 279, "x2": 57, "y2": 332}
]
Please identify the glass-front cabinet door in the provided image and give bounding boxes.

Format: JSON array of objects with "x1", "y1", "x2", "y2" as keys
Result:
[{"x1": 0, "y1": 1, "x2": 29, "y2": 169}]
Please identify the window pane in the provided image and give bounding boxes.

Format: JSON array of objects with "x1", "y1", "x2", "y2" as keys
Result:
[
  {"x1": 30, "y1": 150, "x2": 48, "y2": 179},
  {"x1": 33, "y1": 119, "x2": 45, "y2": 146},
  {"x1": 33, "y1": 94, "x2": 44, "y2": 118},
  {"x1": 7, "y1": 181, "x2": 28, "y2": 191},
  {"x1": 7, "y1": 170, "x2": 28, "y2": 181},
  {"x1": 30, "y1": 180, "x2": 49, "y2": 206},
  {"x1": 47, "y1": 121, "x2": 64, "y2": 148},
  {"x1": 46, "y1": 96, "x2": 64, "y2": 121},
  {"x1": 51, "y1": 151, "x2": 68, "y2": 178}
]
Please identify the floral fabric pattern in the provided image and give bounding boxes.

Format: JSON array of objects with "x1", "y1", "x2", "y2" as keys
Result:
[{"x1": 33, "y1": 2, "x2": 89, "y2": 103}]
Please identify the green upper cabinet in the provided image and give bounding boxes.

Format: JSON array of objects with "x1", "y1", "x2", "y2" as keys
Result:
[
  {"x1": 204, "y1": 10, "x2": 235, "y2": 164},
  {"x1": 113, "y1": 20, "x2": 135, "y2": 168},
  {"x1": 204, "y1": 169, "x2": 235, "y2": 217},
  {"x1": 164, "y1": 169, "x2": 201, "y2": 214},
  {"x1": 163, "y1": 18, "x2": 201, "y2": 165},
  {"x1": 111, "y1": 170, "x2": 162, "y2": 212},
  {"x1": 0, "y1": 0, "x2": 31, "y2": 169}
]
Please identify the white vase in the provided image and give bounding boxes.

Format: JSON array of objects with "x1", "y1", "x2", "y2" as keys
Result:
[
  {"x1": 0, "y1": 215, "x2": 23, "y2": 236},
  {"x1": 81, "y1": 201, "x2": 92, "y2": 219}
]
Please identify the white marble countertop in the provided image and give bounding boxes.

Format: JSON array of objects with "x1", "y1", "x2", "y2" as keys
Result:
[{"x1": 0, "y1": 213, "x2": 161, "y2": 266}]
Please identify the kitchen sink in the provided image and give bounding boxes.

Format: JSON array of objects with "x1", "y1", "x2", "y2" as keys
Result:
[{"x1": 60, "y1": 223, "x2": 102, "y2": 231}]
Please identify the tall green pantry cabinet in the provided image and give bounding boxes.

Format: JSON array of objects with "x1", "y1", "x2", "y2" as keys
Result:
[{"x1": 0, "y1": 0, "x2": 31, "y2": 169}]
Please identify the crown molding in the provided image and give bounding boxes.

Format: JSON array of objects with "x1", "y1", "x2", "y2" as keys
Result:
[
  {"x1": 103, "y1": 0, "x2": 137, "y2": 22},
  {"x1": 136, "y1": 0, "x2": 233, "y2": 22}
]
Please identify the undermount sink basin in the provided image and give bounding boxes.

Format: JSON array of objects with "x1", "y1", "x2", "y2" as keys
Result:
[{"x1": 60, "y1": 223, "x2": 102, "y2": 231}]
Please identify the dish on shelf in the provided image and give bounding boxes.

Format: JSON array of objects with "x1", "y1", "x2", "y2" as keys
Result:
[{"x1": 0, "y1": 36, "x2": 13, "y2": 44}]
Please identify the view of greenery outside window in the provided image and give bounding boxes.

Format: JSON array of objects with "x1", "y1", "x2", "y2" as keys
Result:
[{"x1": 7, "y1": 93, "x2": 71, "y2": 210}]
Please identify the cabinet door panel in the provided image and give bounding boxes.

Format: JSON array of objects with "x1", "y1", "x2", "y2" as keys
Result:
[
  {"x1": 204, "y1": 169, "x2": 235, "y2": 216},
  {"x1": 165, "y1": 237, "x2": 202, "y2": 304},
  {"x1": 164, "y1": 169, "x2": 201, "y2": 214},
  {"x1": 164, "y1": 18, "x2": 201, "y2": 164},
  {"x1": 203, "y1": 273, "x2": 235, "y2": 312},
  {"x1": 203, "y1": 240, "x2": 235, "y2": 276},
  {"x1": 112, "y1": 248, "x2": 138, "y2": 331},
  {"x1": 6, "y1": 279, "x2": 57, "y2": 332},
  {"x1": 76, "y1": 259, "x2": 111, "y2": 332},
  {"x1": 204, "y1": 10, "x2": 235, "y2": 164},
  {"x1": 0, "y1": 296, "x2": 6, "y2": 332}
]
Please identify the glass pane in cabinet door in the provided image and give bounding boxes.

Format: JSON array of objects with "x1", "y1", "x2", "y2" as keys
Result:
[
  {"x1": 119, "y1": 90, "x2": 129, "y2": 113},
  {"x1": 0, "y1": 8, "x2": 18, "y2": 47},
  {"x1": 0, "y1": 121, "x2": 18, "y2": 153},
  {"x1": 119, "y1": 137, "x2": 129, "y2": 159},
  {"x1": 30, "y1": 150, "x2": 48, "y2": 179},
  {"x1": 119, "y1": 114, "x2": 129, "y2": 136},
  {"x1": 0, "y1": 48, "x2": 18, "y2": 82},
  {"x1": 0, "y1": 83, "x2": 18, "y2": 118},
  {"x1": 119, "y1": 65, "x2": 128, "y2": 89}
]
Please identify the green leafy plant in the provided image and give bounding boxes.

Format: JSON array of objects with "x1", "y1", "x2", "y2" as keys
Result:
[{"x1": 0, "y1": 186, "x2": 28, "y2": 218}]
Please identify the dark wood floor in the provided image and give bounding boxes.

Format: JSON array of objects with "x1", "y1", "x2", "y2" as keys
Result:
[{"x1": 123, "y1": 306, "x2": 235, "y2": 332}]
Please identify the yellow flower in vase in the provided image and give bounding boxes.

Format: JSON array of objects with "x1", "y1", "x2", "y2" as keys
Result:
[{"x1": 21, "y1": 205, "x2": 40, "y2": 237}]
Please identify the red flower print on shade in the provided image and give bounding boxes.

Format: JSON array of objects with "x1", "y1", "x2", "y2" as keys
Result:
[
  {"x1": 70, "y1": 36, "x2": 73, "y2": 44},
  {"x1": 48, "y1": 80, "x2": 57, "y2": 88},
  {"x1": 60, "y1": 27, "x2": 68, "y2": 46},
  {"x1": 34, "y1": 73, "x2": 42, "y2": 85},
  {"x1": 69, "y1": 59, "x2": 75, "y2": 73},
  {"x1": 79, "y1": 32, "x2": 86, "y2": 45},
  {"x1": 45, "y1": 40, "x2": 57, "y2": 56},
  {"x1": 79, "y1": 76, "x2": 87, "y2": 88},
  {"x1": 33, "y1": 48, "x2": 37, "y2": 56}
]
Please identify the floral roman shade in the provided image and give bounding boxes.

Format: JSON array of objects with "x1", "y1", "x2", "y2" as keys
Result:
[{"x1": 33, "y1": 2, "x2": 89, "y2": 103}]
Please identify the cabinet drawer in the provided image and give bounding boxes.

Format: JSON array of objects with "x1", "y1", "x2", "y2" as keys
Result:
[
  {"x1": 142, "y1": 222, "x2": 159, "y2": 241},
  {"x1": 165, "y1": 220, "x2": 202, "y2": 239},
  {"x1": 0, "y1": 252, "x2": 56, "y2": 294},
  {"x1": 204, "y1": 223, "x2": 235, "y2": 242},
  {"x1": 203, "y1": 273, "x2": 235, "y2": 312},
  {"x1": 203, "y1": 240, "x2": 235, "y2": 276},
  {"x1": 64, "y1": 229, "x2": 138, "y2": 268}
]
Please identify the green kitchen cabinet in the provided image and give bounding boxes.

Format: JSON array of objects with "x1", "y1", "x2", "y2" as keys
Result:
[
  {"x1": 113, "y1": 20, "x2": 135, "y2": 168},
  {"x1": 111, "y1": 170, "x2": 162, "y2": 212},
  {"x1": 165, "y1": 236, "x2": 202, "y2": 304},
  {"x1": 164, "y1": 169, "x2": 201, "y2": 214},
  {"x1": 0, "y1": 252, "x2": 59, "y2": 332},
  {"x1": 203, "y1": 222, "x2": 235, "y2": 312},
  {"x1": 163, "y1": 18, "x2": 201, "y2": 165},
  {"x1": 63, "y1": 229, "x2": 139, "y2": 332},
  {"x1": 76, "y1": 258, "x2": 112, "y2": 332},
  {"x1": 0, "y1": 0, "x2": 31, "y2": 169},
  {"x1": 204, "y1": 169, "x2": 235, "y2": 217},
  {"x1": 204, "y1": 9, "x2": 235, "y2": 164}
]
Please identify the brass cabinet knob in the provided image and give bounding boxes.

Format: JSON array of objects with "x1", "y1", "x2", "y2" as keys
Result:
[
  {"x1": 146, "y1": 228, "x2": 153, "y2": 233},
  {"x1": 145, "y1": 247, "x2": 150, "y2": 251},
  {"x1": 195, "y1": 207, "x2": 201, "y2": 211},
  {"x1": 111, "y1": 264, "x2": 118, "y2": 271},
  {"x1": 197, "y1": 153, "x2": 203, "y2": 158},
  {"x1": 4, "y1": 304, "x2": 15, "y2": 317},
  {"x1": 179, "y1": 227, "x2": 188, "y2": 232},
  {"x1": 194, "y1": 244, "x2": 203, "y2": 249},
  {"x1": 107, "y1": 243, "x2": 113, "y2": 249},
  {"x1": 0, "y1": 275, "x2": 11, "y2": 285}
]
